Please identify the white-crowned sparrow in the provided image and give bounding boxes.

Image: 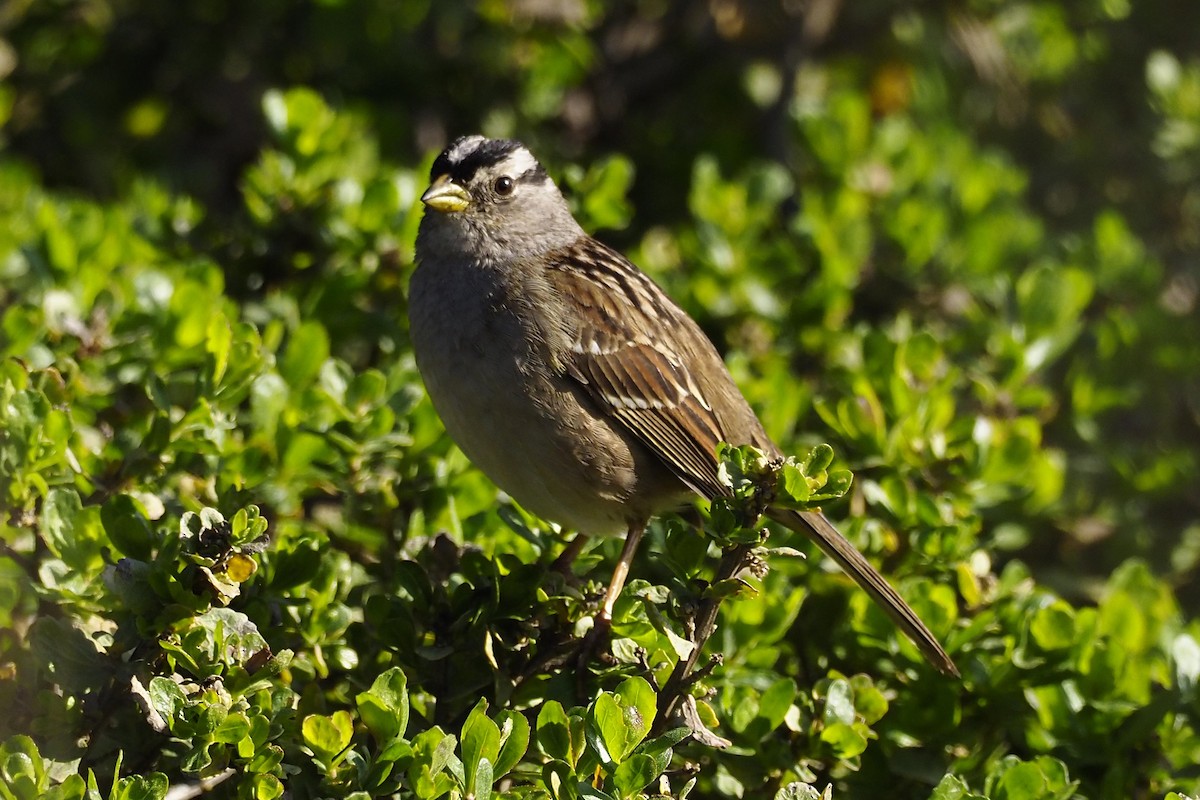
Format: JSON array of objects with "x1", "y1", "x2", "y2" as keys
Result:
[{"x1": 410, "y1": 135, "x2": 958, "y2": 676}]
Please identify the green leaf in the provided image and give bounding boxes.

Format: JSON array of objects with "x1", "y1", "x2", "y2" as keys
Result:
[
  {"x1": 1017, "y1": 265, "x2": 1094, "y2": 338},
  {"x1": 280, "y1": 321, "x2": 330, "y2": 388},
  {"x1": 434, "y1": 732, "x2": 462, "y2": 784},
  {"x1": 613, "y1": 676, "x2": 655, "y2": 752},
  {"x1": 779, "y1": 463, "x2": 812, "y2": 503},
  {"x1": 611, "y1": 754, "x2": 658, "y2": 799},
  {"x1": 493, "y1": 710, "x2": 530, "y2": 779},
  {"x1": 302, "y1": 710, "x2": 354, "y2": 763},
  {"x1": 249, "y1": 774, "x2": 284, "y2": 800},
  {"x1": 0, "y1": 736, "x2": 47, "y2": 797},
  {"x1": 269, "y1": 541, "x2": 322, "y2": 590},
  {"x1": 848, "y1": 674, "x2": 888, "y2": 725},
  {"x1": 347, "y1": 368, "x2": 388, "y2": 407},
  {"x1": 820, "y1": 721, "x2": 868, "y2": 759},
  {"x1": 101, "y1": 495, "x2": 155, "y2": 561},
  {"x1": 407, "y1": 727, "x2": 459, "y2": 799},
  {"x1": 213, "y1": 713, "x2": 251, "y2": 744},
  {"x1": 356, "y1": 666, "x2": 410, "y2": 743},
  {"x1": 774, "y1": 445, "x2": 853, "y2": 507},
  {"x1": 147, "y1": 677, "x2": 187, "y2": 730},
  {"x1": 472, "y1": 758, "x2": 494, "y2": 800},
  {"x1": 567, "y1": 154, "x2": 635, "y2": 231},
  {"x1": 802, "y1": 443, "x2": 835, "y2": 475},
  {"x1": 40, "y1": 488, "x2": 102, "y2": 569},
  {"x1": 589, "y1": 693, "x2": 625, "y2": 766},
  {"x1": 578, "y1": 786, "x2": 617, "y2": 800},
  {"x1": 758, "y1": 678, "x2": 797, "y2": 729},
  {"x1": 537, "y1": 701, "x2": 572, "y2": 763},
  {"x1": 810, "y1": 469, "x2": 853, "y2": 502},
  {"x1": 634, "y1": 726, "x2": 690, "y2": 771},
  {"x1": 110, "y1": 773, "x2": 168, "y2": 800},
  {"x1": 42, "y1": 774, "x2": 87, "y2": 800},
  {"x1": 28, "y1": 618, "x2": 108, "y2": 694},
  {"x1": 460, "y1": 699, "x2": 501, "y2": 796},
  {"x1": 821, "y1": 679, "x2": 855, "y2": 725},
  {"x1": 929, "y1": 775, "x2": 988, "y2": 800},
  {"x1": 543, "y1": 761, "x2": 578, "y2": 800},
  {"x1": 994, "y1": 761, "x2": 1046, "y2": 800},
  {"x1": 229, "y1": 505, "x2": 268, "y2": 545},
  {"x1": 1030, "y1": 601, "x2": 1076, "y2": 650},
  {"x1": 589, "y1": 677, "x2": 656, "y2": 767},
  {"x1": 1040, "y1": 759, "x2": 1077, "y2": 798},
  {"x1": 773, "y1": 783, "x2": 827, "y2": 800},
  {"x1": 376, "y1": 738, "x2": 413, "y2": 766},
  {"x1": 206, "y1": 311, "x2": 232, "y2": 385}
]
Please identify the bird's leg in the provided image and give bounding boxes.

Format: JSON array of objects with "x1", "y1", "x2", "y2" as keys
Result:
[
  {"x1": 575, "y1": 521, "x2": 646, "y2": 687},
  {"x1": 598, "y1": 520, "x2": 645, "y2": 627}
]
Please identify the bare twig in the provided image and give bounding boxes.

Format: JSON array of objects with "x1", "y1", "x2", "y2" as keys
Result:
[
  {"x1": 163, "y1": 768, "x2": 236, "y2": 800},
  {"x1": 653, "y1": 542, "x2": 756, "y2": 734}
]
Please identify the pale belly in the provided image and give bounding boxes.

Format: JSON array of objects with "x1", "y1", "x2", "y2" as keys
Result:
[{"x1": 408, "y1": 261, "x2": 681, "y2": 535}]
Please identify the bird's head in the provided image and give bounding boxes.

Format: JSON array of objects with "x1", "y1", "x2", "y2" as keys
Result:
[{"x1": 418, "y1": 136, "x2": 583, "y2": 262}]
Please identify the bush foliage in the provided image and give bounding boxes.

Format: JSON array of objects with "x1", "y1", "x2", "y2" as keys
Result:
[{"x1": 2, "y1": 2, "x2": 1199, "y2": 799}]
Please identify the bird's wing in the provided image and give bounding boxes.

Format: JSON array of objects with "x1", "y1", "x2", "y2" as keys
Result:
[
  {"x1": 542, "y1": 236, "x2": 959, "y2": 677},
  {"x1": 543, "y1": 237, "x2": 770, "y2": 499}
]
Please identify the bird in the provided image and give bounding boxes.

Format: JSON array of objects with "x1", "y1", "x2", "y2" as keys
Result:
[{"x1": 409, "y1": 135, "x2": 958, "y2": 677}]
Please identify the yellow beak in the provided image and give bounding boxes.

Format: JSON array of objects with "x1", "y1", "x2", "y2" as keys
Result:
[{"x1": 420, "y1": 174, "x2": 471, "y2": 213}]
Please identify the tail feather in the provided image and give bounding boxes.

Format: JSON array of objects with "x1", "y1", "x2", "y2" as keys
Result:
[{"x1": 766, "y1": 507, "x2": 959, "y2": 677}]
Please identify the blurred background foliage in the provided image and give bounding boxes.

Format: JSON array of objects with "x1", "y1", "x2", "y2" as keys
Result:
[
  {"x1": 2, "y1": 0, "x2": 1198, "y2": 594},
  {"x1": 1, "y1": 0, "x2": 1199, "y2": 799}
]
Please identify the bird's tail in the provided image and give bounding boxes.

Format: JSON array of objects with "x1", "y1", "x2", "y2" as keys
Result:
[{"x1": 766, "y1": 507, "x2": 959, "y2": 677}]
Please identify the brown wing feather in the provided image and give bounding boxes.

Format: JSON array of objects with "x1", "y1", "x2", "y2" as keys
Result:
[
  {"x1": 544, "y1": 237, "x2": 769, "y2": 498},
  {"x1": 565, "y1": 341, "x2": 725, "y2": 497}
]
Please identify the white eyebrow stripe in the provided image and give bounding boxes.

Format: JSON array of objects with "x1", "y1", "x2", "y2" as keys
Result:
[{"x1": 493, "y1": 147, "x2": 538, "y2": 178}]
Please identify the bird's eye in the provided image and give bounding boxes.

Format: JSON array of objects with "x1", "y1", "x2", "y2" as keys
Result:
[{"x1": 493, "y1": 176, "x2": 515, "y2": 196}]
